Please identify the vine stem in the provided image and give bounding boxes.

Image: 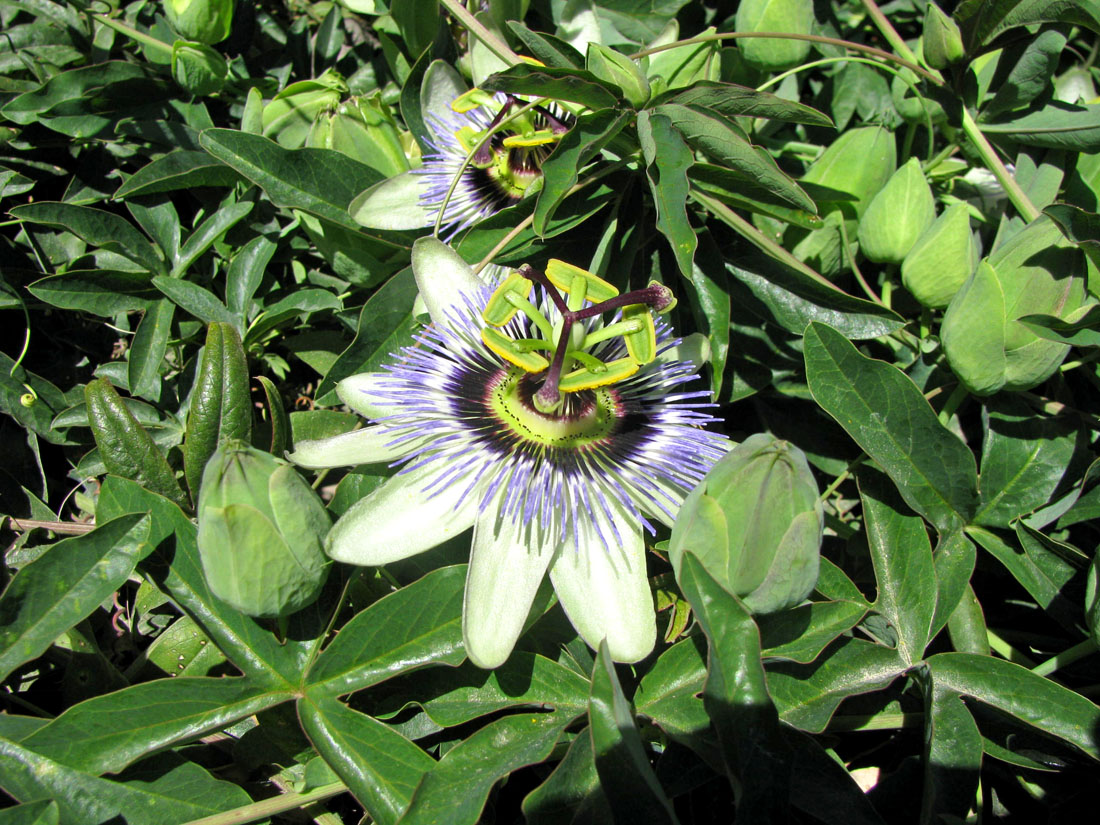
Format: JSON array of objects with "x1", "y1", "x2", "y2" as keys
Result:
[
  {"x1": 4, "y1": 517, "x2": 94, "y2": 535},
  {"x1": 179, "y1": 782, "x2": 347, "y2": 825},
  {"x1": 438, "y1": 0, "x2": 521, "y2": 67},
  {"x1": 1031, "y1": 638, "x2": 1099, "y2": 678}
]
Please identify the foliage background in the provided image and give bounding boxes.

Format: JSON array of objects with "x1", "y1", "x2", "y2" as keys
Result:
[{"x1": 1, "y1": 0, "x2": 1100, "y2": 823}]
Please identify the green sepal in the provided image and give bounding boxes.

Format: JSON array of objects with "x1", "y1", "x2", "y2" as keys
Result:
[
  {"x1": 622, "y1": 304, "x2": 658, "y2": 364},
  {"x1": 481, "y1": 327, "x2": 550, "y2": 372},
  {"x1": 183, "y1": 323, "x2": 252, "y2": 500},
  {"x1": 482, "y1": 271, "x2": 535, "y2": 326},
  {"x1": 559, "y1": 357, "x2": 639, "y2": 392},
  {"x1": 546, "y1": 259, "x2": 618, "y2": 303},
  {"x1": 85, "y1": 378, "x2": 190, "y2": 511}
]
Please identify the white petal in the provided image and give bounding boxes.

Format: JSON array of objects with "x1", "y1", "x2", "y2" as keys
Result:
[
  {"x1": 326, "y1": 462, "x2": 478, "y2": 566},
  {"x1": 348, "y1": 172, "x2": 434, "y2": 231},
  {"x1": 288, "y1": 426, "x2": 415, "y2": 469},
  {"x1": 337, "y1": 373, "x2": 402, "y2": 420},
  {"x1": 549, "y1": 506, "x2": 657, "y2": 663},
  {"x1": 463, "y1": 494, "x2": 556, "y2": 669},
  {"x1": 411, "y1": 237, "x2": 482, "y2": 328}
]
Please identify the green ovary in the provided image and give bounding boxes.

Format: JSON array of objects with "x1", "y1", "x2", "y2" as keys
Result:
[{"x1": 489, "y1": 368, "x2": 620, "y2": 449}]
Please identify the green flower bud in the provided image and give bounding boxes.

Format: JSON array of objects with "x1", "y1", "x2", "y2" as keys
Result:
[
  {"x1": 942, "y1": 216, "x2": 1089, "y2": 395},
  {"x1": 164, "y1": 0, "x2": 233, "y2": 45},
  {"x1": 922, "y1": 2, "x2": 965, "y2": 71},
  {"x1": 262, "y1": 70, "x2": 347, "y2": 149},
  {"x1": 171, "y1": 41, "x2": 228, "y2": 97},
  {"x1": 800, "y1": 126, "x2": 896, "y2": 219},
  {"x1": 901, "y1": 202, "x2": 976, "y2": 308},
  {"x1": 586, "y1": 43, "x2": 650, "y2": 108},
  {"x1": 735, "y1": 0, "x2": 814, "y2": 71},
  {"x1": 197, "y1": 441, "x2": 331, "y2": 618},
  {"x1": 858, "y1": 157, "x2": 936, "y2": 265},
  {"x1": 669, "y1": 434, "x2": 823, "y2": 614},
  {"x1": 306, "y1": 94, "x2": 410, "y2": 178}
]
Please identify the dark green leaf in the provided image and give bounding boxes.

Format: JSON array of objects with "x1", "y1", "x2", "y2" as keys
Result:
[
  {"x1": 1044, "y1": 202, "x2": 1100, "y2": 249},
  {"x1": 926, "y1": 651, "x2": 1100, "y2": 760},
  {"x1": 758, "y1": 600, "x2": 869, "y2": 663},
  {"x1": 11, "y1": 202, "x2": 164, "y2": 274},
  {"x1": 480, "y1": 64, "x2": 622, "y2": 110},
  {"x1": 256, "y1": 375, "x2": 291, "y2": 456},
  {"x1": 127, "y1": 299, "x2": 175, "y2": 404},
  {"x1": 688, "y1": 163, "x2": 822, "y2": 229},
  {"x1": 114, "y1": 150, "x2": 242, "y2": 198},
  {"x1": 920, "y1": 684, "x2": 983, "y2": 823},
  {"x1": 634, "y1": 637, "x2": 711, "y2": 748},
  {"x1": 982, "y1": 29, "x2": 1067, "y2": 121},
  {"x1": 804, "y1": 322, "x2": 980, "y2": 532},
  {"x1": 931, "y1": 529, "x2": 978, "y2": 639},
  {"x1": 658, "y1": 81, "x2": 832, "y2": 126},
  {"x1": 505, "y1": 21, "x2": 583, "y2": 68},
  {"x1": 982, "y1": 102, "x2": 1100, "y2": 151},
  {"x1": 956, "y1": 0, "x2": 1100, "y2": 50},
  {"x1": 522, "y1": 730, "x2": 612, "y2": 824},
  {"x1": 588, "y1": 642, "x2": 679, "y2": 824},
  {"x1": 305, "y1": 565, "x2": 466, "y2": 696},
  {"x1": 299, "y1": 692, "x2": 433, "y2": 825},
  {"x1": 225, "y1": 235, "x2": 276, "y2": 325},
  {"x1": 174, "y1": 200, "x2": 253, "y2": 277},
  {"x1": 727, "y1": 256, "x2": 904, "y2": 339},
  {"x1": 151, "y1": 276, "x2": 235, "y2": 325},
  {"x1": 637, "y1": 109, "x2": 696, "y2": 277},
  {"x1": 0, "y1": 514, "x2": 151, "y2": 683},
  {"x1": 26, "y1": 270, "x2": 159, "y2": 316},
  {"x1": 401, "y1": 712, "x2": 572, "y2": 825}
]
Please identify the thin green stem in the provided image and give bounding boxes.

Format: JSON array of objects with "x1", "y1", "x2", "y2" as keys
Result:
[
  {"x1": 89, "y1": 11, "x2": 174, "y2": 60},
  {"x1": 960, "y1": 108, "x2": 1041, "y2": 222},
  {"x1": 630, "y1": 31, "x2": 941, "y2": 86},
  {"x1": 180, "y1": 782, "x2": 347, "y2": 825},
  {"x1": 1031, "y1": 638, "x2": 1099, "y2": 678},
  {"x1": 689, "y1": 189, "x2": 839, "y2": 291},
  {"x1": 826, "y1": 712, "x2": 922, "y2": 732},
  {"x1": 836, "y1": 216, "x2": 881, "y2": 305},
  {"x1": 438, "y1": 0, "x2": 520, "y2": 67},
  {"x1": 937, "y1": 382, "x2": 969, "y2": 426},
  {"x1": 987, "y1": 628, "x2": 1038, "y2": 668},
  {"x1": 859, "y1": 0, "x2": 930, "y2": 73}
]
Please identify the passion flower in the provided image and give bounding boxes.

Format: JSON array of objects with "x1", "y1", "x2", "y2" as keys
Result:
[{"x1": 291, "y1": 239, "x2": 729, "y2": 668}]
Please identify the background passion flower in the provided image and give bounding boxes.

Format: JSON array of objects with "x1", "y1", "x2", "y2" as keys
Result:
[{"x1": 291, "y1": 239, "x2": 729, "y2": 668}]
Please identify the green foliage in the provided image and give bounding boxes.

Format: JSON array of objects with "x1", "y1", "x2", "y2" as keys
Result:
[{"x1": 2, "y1": 1, "x2": 1100, "y2": 823}]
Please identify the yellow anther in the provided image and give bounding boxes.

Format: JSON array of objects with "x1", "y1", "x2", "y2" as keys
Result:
[
  {"x1": 482, "y1": 271, "x2": 535, "y2": 327},
  {"x1": 559, "y1": 357, "x2": 639, "y2": 392},
  {"x1": 481, "y1": 328, "x2": 550, "y2": 373},
  {"x1": 545, "y1": 260, "x2": 618, "y2": 303},
  {"x1": 622, "y1": 304, "x2": 658, "y2": 364}
]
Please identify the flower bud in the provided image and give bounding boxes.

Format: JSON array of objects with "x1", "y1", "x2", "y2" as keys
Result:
[
  {"x1": 586, "y1": 43, "x2": 650, "y2": 108},
  {"x1": 171, "y1": 41, "x2": 228, "y2": 97},
  {"x1": 858, "y1": 157, "x2": 936, "y2": 265},
  {"x1": 197, "y1": 441, "x2": 331, "y2": 618},
  {"x1": 735, "y1": 0, "x2": 814, "y2": 71},
  {"x1": 262, "y1": 70, "x2": 347, "y2": 149},
  {"x1": 901, "y1": 202, "x2": 976, "y2": 308},
  {"x1": 922, "y1": 2, "x2": 965, "y2": 70},
  {"x1": 306, "y1": 94, "x2": 410, "y2": 178},
  {"x1": 942, "y1": 216, "x2": 1088, "y2": 395},
  {"x1": 164, "y1": 0, "x2": 233, "y2": 45},
  {"x1": 669, "y1": 434, "x2": 822, "y2": 615},
  {"x1": 800, "y1": 126, "x2": 896, "y2": 219}
]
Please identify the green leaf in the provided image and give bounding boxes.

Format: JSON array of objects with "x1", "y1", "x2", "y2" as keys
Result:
[
  {"x1": 920, "y1": 684, "x2": 983, "y2": 824},
  {"x1": 926, "y1": 651, "x2": 1100, "y2": 760},
  {"x1": 634, "y1": 637, "x2": 711, "y2": 749},
  {"x1": 522, "y1": 729, "x2": 612, "y2": 824},
  {"x1": 1044, "y1": 202, "x2": 1100, "y2": 250},
  {"x1": 199, "y1": 129, "x2": 391, "y2": 235},
  {"x1": 127, "y1": 299, "x2": 175, "y2": 404},
  {"x1": 26, "y1": 270, "x2": 159, "y2": 316},
  {"x1": 974, "y1": 395, "x2": 1082, "y2": 528},
  {"x1": 727, "y1": 257, "x2": 904, "y2": 340},
  {"x1": 981, "y1": 102, "x2": 1100, "y2": 151},
  {"x1": 588, "y1": 642, "x2": 679, "y2": 824},
  {"x1": 174, "y1": 200, "x2": 253, "y2": 277},
  {"x1": 757, "y1": 600, "x2": 869, "y2": 663},
  {"x1": 243, "y1": 289, "x2": 342, "y2": 347},
  {"x1": 299, "y1": 692, "x2": 434, "y2": 825},
  {"x1": 768, "y1": 638, "x2": 905, "y2": 732},
  {"x1": 505, "y1": 21, "x2": 583, "y2": 68},
  {"x1": 256, "y1": 375, "x2": 291, "y2": 456},
  {"x1": 401, "y1": 712, "x2": 572, "y2": 825},
  {"x1": 391, "y1": 0, "x2": 439, "y2": 57},
  {"x1": 10, "y1": 202, "x2": 164, "y2": 274},
  {"x1": 305, "y1": 565, "x2": 466, "y2": 696},
  {"x1": 0, "y1": 741, "x2": 252, "y2": 825},
  {"x1": 0, "y1": 513, "x2": 151, "y2": 683},
  {"x1": 657, "y1": 80, "x2": 833, "y2": 127},
  {"x1": 982, "y1": 29, "x2": 1067, "y2": 121},
  {"x1": 967, "y1": 525, "x2": 1078, "y2": 629},
  {"x1": 479, "y1": 64, "x2": 621, "y2": 110},
  {"x1": 956, "y1": 0, "x2": 1100, "y2": 50},
  {"x1": 114, "y1": 150, "x2": 242, "y2": 198},
  {"x1": 533, "y1": 108, "x2": 631, "y2": 235},
  {"x1": 804, "y1": 322, "x2": 980, "y2": 532},
  {"x1": 859, "y1": 467, "x2": 937, "y2": 664},
  {"x1": 19, "y1": 677, "x2": 290, "y2": 775},
  {"x1": 85, "y1": 378, "x2": 190, "y2": 510},
  {"x1": 316, "y1": 267, "x2": 419, "y2": 405},
  {"x1": 654, "y1": 102, "x2": 815, "y2": 213},
  {"x1": 1018, "y1": 305, "x2": 1100, "y2": 347},
  {"x1": 637, "y1": 109, "x2": 696, "y2": 277},
  {"x1": 686, "y1": 234, "x2": 731, "y2": 398},
  {"x1": 225, "y1": 235, "x2": 276, "y2": 325},
  {"x1": 688, "y1": 163, "x2": 823, "y2": 229},
  {"x1": 183, "y1": 323, "x2": 252, "y2": 499},
  {"x1": 677, "y1": 553, "x2": 791, "y2": 823},
  {"x1": 151, "y1": 275, "x2": 235, "y2": 325},
  {"x1": 97, "y1": 476, "x2": 305, "y2": 686},
  {"x1": 931, "y1": 529, "x2": 978, "y2": 639},
  {"x1": 0, "y1": 799, "x2": 58, "y2": 825}
]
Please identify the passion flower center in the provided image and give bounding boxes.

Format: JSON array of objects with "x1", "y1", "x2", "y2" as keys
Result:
[{"x1": 488, "y1": 368, "x2": 620, "y2": 449}]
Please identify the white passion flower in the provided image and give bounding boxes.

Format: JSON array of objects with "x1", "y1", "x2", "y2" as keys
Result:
[
  {"x1": 417, "y1": 89, "x2": 571, "y2": 237},
  {"x1": 290, "y1": 239, "x2": 729, "y2": 668}
]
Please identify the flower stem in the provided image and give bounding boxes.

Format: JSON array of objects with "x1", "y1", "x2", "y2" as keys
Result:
[
  {"x1": 1031, "y1": 638, "x2": 1099, "y2": 678},
  {"x1": 89, "y1": 11, "x2": 174, "y2": 61},
  {"x1": 179, "y1": 781, "x2": 347, "y2": 825},
  {"x1": 438, "y1": 0, "x2": 521, "y2": 67}
]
